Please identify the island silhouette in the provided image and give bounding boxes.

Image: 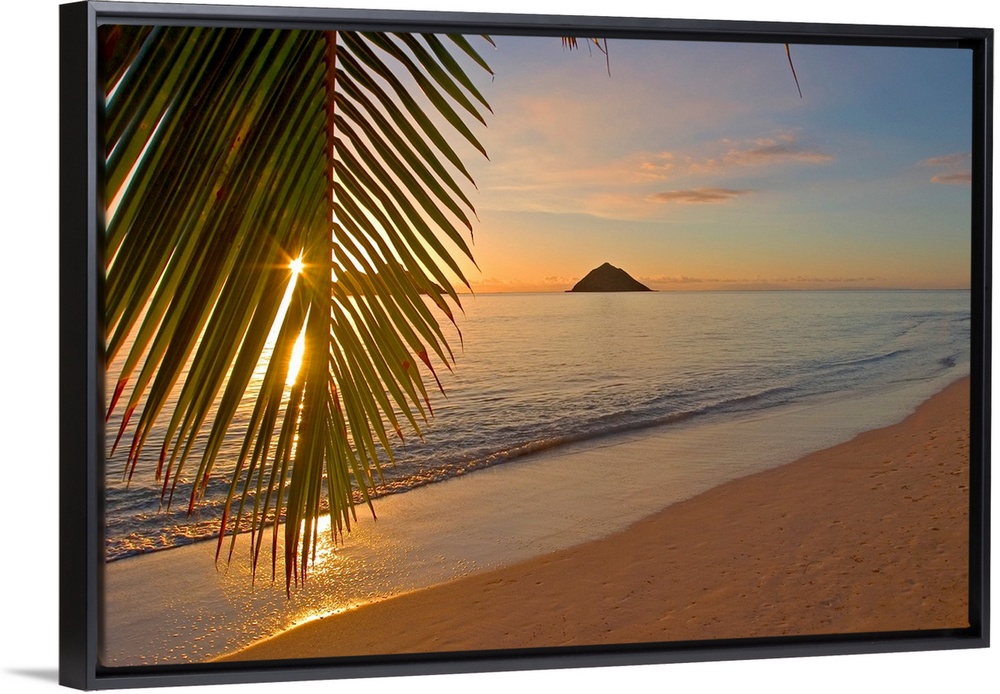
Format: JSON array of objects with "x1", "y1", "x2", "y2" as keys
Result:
[{"x1": 568, "y1": 263, "x2": 653, "y2": 292}]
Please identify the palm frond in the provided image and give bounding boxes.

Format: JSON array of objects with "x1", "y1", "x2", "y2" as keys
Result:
[
  {"x1": 102, "y1": 27, "x2": 492, "y2": 589},
  {"x1": 562, "y1": 36, "x2": 610, "y2": 75}
]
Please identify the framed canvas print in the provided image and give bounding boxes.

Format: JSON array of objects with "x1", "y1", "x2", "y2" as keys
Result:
[{"x1": 59, "y1": 0, "x2": 991, "y2": 689}]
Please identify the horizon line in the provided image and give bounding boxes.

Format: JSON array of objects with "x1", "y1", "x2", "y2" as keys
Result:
[{"x1": 456, "y1": 286, "x2": 972, "y2": 295}]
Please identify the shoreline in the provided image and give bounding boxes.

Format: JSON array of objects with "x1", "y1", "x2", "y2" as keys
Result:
[
  {"x1": 224, "y1": 376, "x2": 970, "y2": 661},
  {"x1": 101, "y1": 373, "x2": 968, "y2": 665}
]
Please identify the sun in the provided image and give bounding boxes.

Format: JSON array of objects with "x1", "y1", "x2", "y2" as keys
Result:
[{"x1": 289, "y1": 256, "x2": 304, "y2": 276}]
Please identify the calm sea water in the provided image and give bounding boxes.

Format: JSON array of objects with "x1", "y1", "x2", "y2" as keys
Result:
[{"x1": 104, "y1": 290, "x2": 970, "y2": 560}]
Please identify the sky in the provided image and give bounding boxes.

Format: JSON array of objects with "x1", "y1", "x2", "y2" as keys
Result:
[{"x1": 441, "y1": 35, "x2": 974, "y2": 292}]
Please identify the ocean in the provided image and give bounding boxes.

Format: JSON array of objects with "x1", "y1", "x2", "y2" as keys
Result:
[{"x1": 104, "y1": 289, "x2": 971, "y2": 561}]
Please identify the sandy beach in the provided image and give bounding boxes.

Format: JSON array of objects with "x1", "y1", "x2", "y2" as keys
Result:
[{"x1": 225, "y1": 376, "x2": 970, "y2": 661}]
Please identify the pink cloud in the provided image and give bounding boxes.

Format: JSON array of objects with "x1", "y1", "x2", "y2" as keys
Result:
[
  {"x1": 921, "y1": 152, "x2": 971, "y2": 168},
  {"x1": 930, "y1": 172, "x2": 973, "y2": 185},
  {"x1": 649, "y1": 187, "x2": 753, "y2": 204},
  {"x1": 637, "y1": 152, "x2": 675, "y2": 179},
  {"x1": 922, "y1": 152, "x2": 971, "y2": 185},
  {"x1": 695, "y1": 132, "x2": 834, "y2": 171}
]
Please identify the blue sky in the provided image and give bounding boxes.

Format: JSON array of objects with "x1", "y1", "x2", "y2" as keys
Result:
[{"x1": 448, "y1": 35, "x2": 973, "y2": 291}]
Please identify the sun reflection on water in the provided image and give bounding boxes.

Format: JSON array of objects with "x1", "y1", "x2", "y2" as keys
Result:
[{"x1": 286, "y1": 328, "x2": 307, "y2": 386}]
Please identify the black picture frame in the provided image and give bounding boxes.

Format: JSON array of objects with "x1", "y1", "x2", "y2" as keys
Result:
[{"x1": 59, "y1": 1, "x2": 992, "y2": 690}]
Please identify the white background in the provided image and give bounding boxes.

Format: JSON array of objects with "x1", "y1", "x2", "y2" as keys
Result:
[{"x1": 0, "y1": 1, "x2": 995, "y2": 693}]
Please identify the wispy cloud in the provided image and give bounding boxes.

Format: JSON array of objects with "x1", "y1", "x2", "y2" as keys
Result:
[
  {"x1": 921, "y1": 151, "x2": 971, "y2": 185},
  {"x1": 922, "y1": 153, "x2": 970, "y2": 168},
  {"x1": 468, "y1": 275, "x2": 580, "y2": 293},
  {"x1": 639, "y1": 274, "x2": 882, "y2": 291},
  {"x1": 640, "y1": 274, "x2": 710, "y2": 284},
  {"x1": 688, "y1": 131, "x2": 835, "y2": 173},
  {"x1": 637, "y1": 152, "x2": 676, "y2": 179},
  {"x1": 649, "y1": 187, "x2": 753, "y2": 204},
  {"x1": 637, "y1": 131, "x2": 834, "y2": 181},
  {"x1": 642, "y1": 274, "x2": 874, "y2": 284},
  {"x1": 930, "y1": 172, "x2": 973, "y2": 184}
]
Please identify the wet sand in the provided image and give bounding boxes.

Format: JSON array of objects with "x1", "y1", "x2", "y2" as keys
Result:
[{"x1": 226, "y1": 377, "x2": 970, "y2": 661}]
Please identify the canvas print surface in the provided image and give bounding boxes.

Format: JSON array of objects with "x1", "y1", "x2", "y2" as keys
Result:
[{"x1": 99, "y1": 26, "x2": 973, "y2": 667}]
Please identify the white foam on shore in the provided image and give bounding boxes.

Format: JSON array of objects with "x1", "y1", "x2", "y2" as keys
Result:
[{"x1": 102, "y1": 369, "x2": 967, "y2": 666}]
